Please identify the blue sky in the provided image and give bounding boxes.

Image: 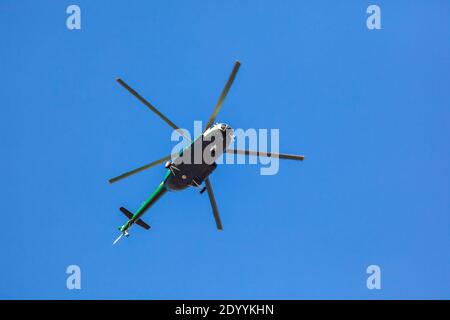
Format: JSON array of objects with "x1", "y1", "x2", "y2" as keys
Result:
[{"x1": 1, "y1": 1, "x2": 449, "y2": 299}]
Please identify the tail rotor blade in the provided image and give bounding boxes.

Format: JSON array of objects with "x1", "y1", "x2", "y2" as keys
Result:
[{"x1": 113, "y1": 233, "x2": 124, "y2": 245}]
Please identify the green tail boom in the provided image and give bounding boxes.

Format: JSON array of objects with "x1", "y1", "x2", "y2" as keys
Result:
[{"x1": 117, "y1": 182, "x2": 168, "y2": 235}]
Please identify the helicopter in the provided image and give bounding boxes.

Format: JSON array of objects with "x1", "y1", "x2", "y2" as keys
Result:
[{"x1": 110, "y1": 61, "x2": 305, "y2": 244}]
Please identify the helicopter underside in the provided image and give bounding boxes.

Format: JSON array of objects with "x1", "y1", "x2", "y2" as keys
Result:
[
  {"x1": 164, "y1": 162, "x2": 217, "y2": 191},
  {"x1": 164, "y1": 123, "x2": 231, "y2": 191}
]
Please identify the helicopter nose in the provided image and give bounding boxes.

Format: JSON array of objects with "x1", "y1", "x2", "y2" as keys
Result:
[
  {"x1": 221, "y1": 124, "x2": 234, "y2": 143},
  {"x1": 220, "y1": 123, "x2": 232, "y2": 131}
]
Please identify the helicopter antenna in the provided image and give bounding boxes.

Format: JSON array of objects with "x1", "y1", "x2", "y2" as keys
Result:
[{"x1": 113, "y1": 233, "x2": 124, "y2": 245}]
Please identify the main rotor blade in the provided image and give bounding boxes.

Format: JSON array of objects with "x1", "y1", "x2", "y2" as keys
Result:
[
  {"x1": 225, "y1": 149, "x2": 305, "y2": 161},
  {"x1": 116, "y1": 77, "x2": 190, "y2": 141},
  {"x1": 204, "y1": 61, "x2": 241, "y2": 131},
  {"x1": 204, "y1": 177, "x2": 223, "y2": 230},
  {"x1": 108, "y1": 155, "x2": 172, "y2": 184}
]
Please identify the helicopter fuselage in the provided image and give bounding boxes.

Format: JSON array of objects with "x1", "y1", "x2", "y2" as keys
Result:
[{"x1": 164, "y1": 123, "x2": 233, "y2": 191}]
